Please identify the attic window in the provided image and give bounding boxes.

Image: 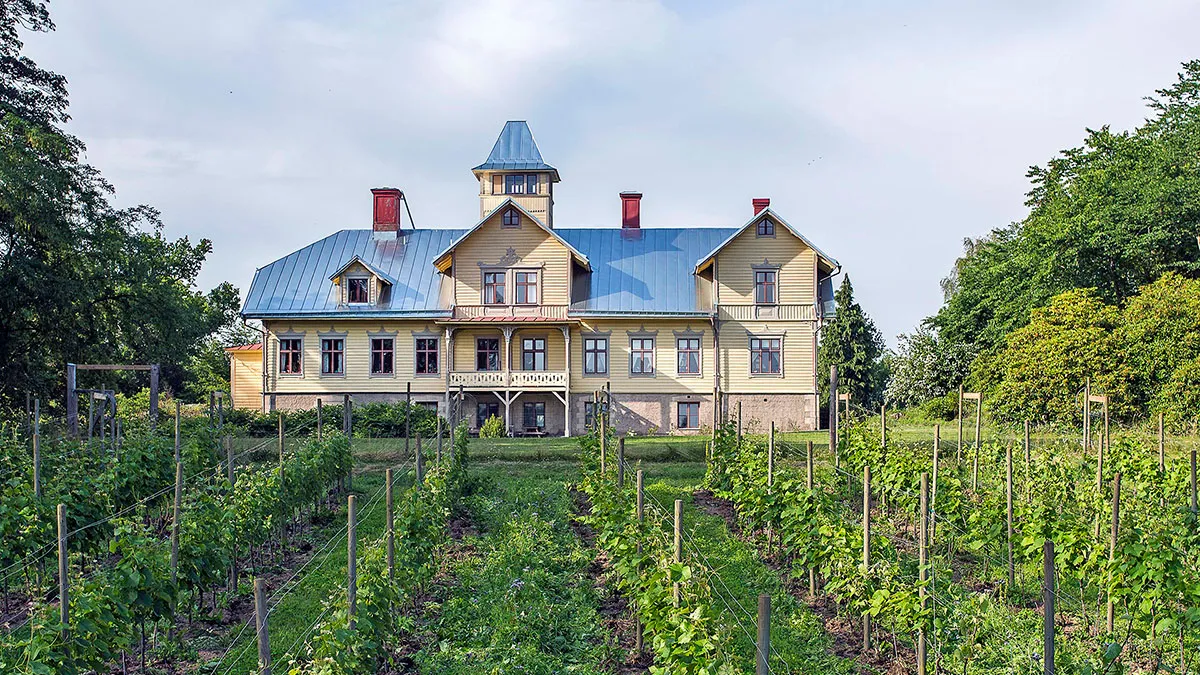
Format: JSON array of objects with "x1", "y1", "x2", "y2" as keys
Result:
[
  {"x1": 502, "y1": 208, "x2": 520, "y2": 228},
  {"x1": 757, "y1": 219, "x2": 775, "y2": 237},
  {"x1": 504, "y1": 174, "x2": 538, "y2": 195},
  {"x1": 347, "y1": 277, "x2": 369, "y2": 304}
]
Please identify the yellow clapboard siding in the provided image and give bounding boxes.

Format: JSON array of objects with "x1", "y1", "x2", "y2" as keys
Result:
[
  {"x1": 265, "y1": 320, "x2": 448, "y2": 394},
  {"x1": 229, "y1": 351, "x2": 262, "y2": 410},
  {"x1": 717, "y1": 320, "x2": 815, "y2": 393},
  {"x1": 569, "y1": 320, "x2": 713, "y2": 394},
  {"x1": 716, "y1": 222, "x2": 816, "y2": 305},
  {"x1": 452, "y1": 209, "x2": 571, "y2": 306}
]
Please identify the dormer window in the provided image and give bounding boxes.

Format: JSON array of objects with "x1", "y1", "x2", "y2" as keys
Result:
[
  {"x1": 502, "y1": 208, "x2": 521, "y2": 228},
  {"x1": 757, "y1": 219, "x2": 775, "y2": 237},
  {"x1": 504, "y1": 174, "x2": 538, "y2": 195},
  {"x1": 347, "y1": 277, "x2": 369, "y2": 304}
]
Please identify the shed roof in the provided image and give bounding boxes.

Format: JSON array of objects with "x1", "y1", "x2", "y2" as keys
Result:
[{"x1": 472, "y1": 121, "x2": 559, "y2": 178}]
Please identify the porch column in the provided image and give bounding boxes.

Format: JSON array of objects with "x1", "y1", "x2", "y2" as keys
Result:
[
  {"x1": 502, "y1": 326, "x2": 515, "y2": 434},
  {"x1": 561, "y1": 325, "x2": 571, "y2": 437}
]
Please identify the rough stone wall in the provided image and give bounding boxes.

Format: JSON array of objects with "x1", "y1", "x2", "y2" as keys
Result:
[{"x1": 721, "y1": 393, "x2": 817, "y2": 433}]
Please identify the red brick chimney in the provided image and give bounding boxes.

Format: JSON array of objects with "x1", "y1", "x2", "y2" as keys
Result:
[
  {"x1": 620, "y1": 192, "x2": 642, "y2": 229},
  {"x1": 753, "y1": 198, "x2": 770, "y2": 215},
  {"x1": 372, "y1": 187, "x2": 402, "y2": 235}
]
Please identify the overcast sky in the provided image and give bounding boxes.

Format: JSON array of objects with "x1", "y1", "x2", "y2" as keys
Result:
[{"x1": 22, "y1": 0, "x2": 1200, "y2": 344}]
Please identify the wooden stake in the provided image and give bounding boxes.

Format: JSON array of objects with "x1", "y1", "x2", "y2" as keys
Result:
[
  {"x1": 1006, "y1": 443, "x2": 1014, "y2": 591},
  {"x1": 600, "y1": 399, "x2": 607, "y2": 475},
  {"x1": 58, "y1": 503, "x2": 68, "y2": 635},
  {"x1": 32, "y1": 399, "x2": 41, "y2": 499},
  {"x1": 278, "y1": 414, "x2": 285, "y2": 480},
  {"x1": 347, "y1": 495, "x2": 357, "y2": 629},
  {"x1": 1043, "y1": 540, "x2": 1055, "y2": 675},
  {"x1": 1107, "y1": 472, "x2": 1120, "y2": 633},
  {"x1": 756, "y1": 594, "x2": 771, "y2": 675},
  {"x1": 405, "y1": 382, "x2": 412, "y2": 460},
  {"x1": 736, "y1": 401, "x2": 742, "y2": 442},
  {"x1": 768, "y1": 422, "x2": 775, "y2": 488},
  {"x1": 807, "y1": 440, "x2": 815, "y2": 595},
  {"x1": 918, "y1": 472, "x2": 929, "y2": 675},
  {"x1": 618, "y1": 437, "x2": 625, "y2": 489},
  {"x1": 1191, "y1": 449, "x2": 1197, "y2": 514},
  {"x1": 316, "y1": 398, "x2": 322, "y2": 441},
  {"x1": 415, "y1": 433, "x2": 424, "y2": 487},
  {"x1": 830, "y1": 365, "x2": 839, "y2": 468},
  {"x1": 863, "y1": 464, "x2": 871, "y2": 652},
  {"x1": 880, "y1": 403, "x2": 886, "y2": 447},
  {"x1": 174, "y1": 400, "x2": 181, "y2": 463},
  {"x1": 386, "y1": 469, "x2": 395, "y2": 581},
  {"x1": 931, "y1": 425, "x2": 940, "y2": 541},
  {"x1": 1084, "y1": 378, "x2": 1091, "y2": 452},
  {"x1": 171, "y1": 461, "x2": 183, "y2": 584},
  {"x1": 254, "y1": 578, "x2": 271, "y2": 675},
  {"x1": 636, "y1": 469, "x2": 644, "y2": 655},
  {"x1": 226, "y1": 435, "x2": 235, "y2": 486},
  {"x1": 673, "y1": 499, "x2": 682, "y2": 608},
  {"x1": 436, "y1": 416, "x2": 443, "y2": 465},
  {"x1": 957, "y1": 383, "x2": 964, "y2": 462}
]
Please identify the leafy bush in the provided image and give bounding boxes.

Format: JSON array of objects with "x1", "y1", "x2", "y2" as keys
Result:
[
  {"x1": 917, "y1": 390, "x2": 959, "y2": 421},
  {"x1": 479, "y1": 414, "x2": 504, "y2": 438},
  {"x1": 1154, "y1": 354, "x2": 1200, "y2": 432}
]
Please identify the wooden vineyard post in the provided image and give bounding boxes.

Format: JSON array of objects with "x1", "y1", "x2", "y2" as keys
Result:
[
  {"x1": 617, "y1": 437, "x2": 626, "y2": 489},
  {"x1": 635, "y1": 469, "x2": 645, "y2": 656},
  {"x1": 1006, "y1": 443, "x2": 1014, "y2": 592},
  {"x1": 1043, "y1": 539, "x2": 1055, "y2": 675},
  {"x1": 918, "y1": 472, "x2": 929, "y2": 675},
  {"x1": 436, "y1": 416, "x2": 443, "y2": 465},
  {"x1": 1191, "y1": 449, "x2": 1197, "y2": 514},
  {"x1": 880, "y1": 403, "x2": 886, "y2": 447},
  {"x1": 255, "y1": 577, "x2": 271, "y2": 675},
  {"x1": 931, "y1": 425, "x2": 940, "y2": 540},
  {"x1": 756, "y1": 594, "x2": 771, "y2": 675},
  {"x1": 1024, "y1": 420, "x2": 1031, "y2": 500},
  {"x1": 171, "y1": 461, "x2": 183, "y2": 584},
  {"x1": 32, "y1": 399, "x2": 41, "y2": 499},
  {"x1": 830, "y1": 365, "x2": 839, "y2": 468},
  {"x1": 343, "y1": 394, "x2": 353, "y2": 493},
  {"x1": 278, "y1": 414, "x2": 285, "y2": 480},
  {"x1": 863, "y1": 464, "x2": 871, "y2": 652},
  {"x1": 806, "y1": 440, "x2": 816, "y2": 595},
  {"x1": 415, "y1": 433, "x2": 424, "y2": 487},
  {"x1": 1107, "y1": 473, "x2": 1120, "y2": 633},
  {"x1": 58, "y1": 503, "x2": 68, "y2": 637},
  {"x1": 386, "y1": 469, "x2": 395, "y2": 581},
  {"x1": 737, "y1": 401, "x2": 743, "y2": 442},
  {"x1": 316, "y1": 398, "x2": 323, "y2": 441},
  {"x1": 175, "y1": 400, "x2": 182, "y2": 463},
  {"x1": 1159, "y1": 413, "x2": 1166, "y2": 508},
  {"x1": 600, "y1": 393, "x2": 608, "y2": 475},
  {"x1": 768, "y1": 422, "x2": 775, "y2": 488},
  {"x1": 959, "y1": 391, "x2": 982, "y2": 490},
  {"x1": 1084, "y1": 378, "x2": 1091, "y2": 453},
  {"x1": 673, "y1": 499, "x2": 683, "y2": 608},
  {"x1": 957, "y1": 383, "x2": 964, "y2": 462},
  {"x1": 405, "y1": 382, "x2": 412, "y2": 460},
  {"x1": 226, "y1": 436, "x2": 235, "y2": 486},
  {"x1": 348, "y1": 494, "x2": 357, "y2": 629},
  {"x1": 712, "y1": 385, "x2": 719, "y2": 437}
]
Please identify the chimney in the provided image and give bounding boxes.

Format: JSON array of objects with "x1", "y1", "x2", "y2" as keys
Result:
[
  {"x1": 753, "y1": 198, "x2": 770, "y2": 215},
  {"x1": 620, "y1": 192, "x2": 642, "y2": 229},
  {"x1": 371, "y1": 187, "x2": 402, "y2": 237}
]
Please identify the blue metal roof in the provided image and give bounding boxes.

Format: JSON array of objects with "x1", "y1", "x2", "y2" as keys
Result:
[
  {"x1": 242, "y1": 229, "x2": 465, "y2": 318},
  {"x1": 472, "y1": 121, "x2": 557, "y2": 173},
  {"x1": 556, "y1": 228, "x2": 736, "y2": 315}
]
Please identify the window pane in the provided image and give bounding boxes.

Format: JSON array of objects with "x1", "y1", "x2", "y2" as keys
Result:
[{"x1": 526, "y1": 174, "x2": 538, "y2": 194}]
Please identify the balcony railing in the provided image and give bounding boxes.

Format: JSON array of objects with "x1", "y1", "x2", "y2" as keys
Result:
[
  {"x1": 718, "y1": 303, "x2": 818, "y2": 321},
  {"x1": 453, "y1": 304, "x2": 569, "y2": 320},
  {"x1": 450, "y1": 370, "x2": 568, "y2": 389}
]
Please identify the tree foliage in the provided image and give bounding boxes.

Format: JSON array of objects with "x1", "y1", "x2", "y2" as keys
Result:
[
  {"x1": 818, "y1": 276, "x2": 886, "y2": 408},
  {"x1": 934, "y1": 61, "x2": 1200, "y2": 370},
  {"x1": 0, "y1": 1, "x2": 237, "y2": 408},
  {"x1": 885, "y1": 322, "x2": 974, "y2": 408}
]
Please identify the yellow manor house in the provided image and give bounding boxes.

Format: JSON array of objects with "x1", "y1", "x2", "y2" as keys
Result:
[{"x1": 234, "y1": 121, "x2": 841, "y2": 436}]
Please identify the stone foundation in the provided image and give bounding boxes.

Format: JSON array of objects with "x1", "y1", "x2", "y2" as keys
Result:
[
  {"x1": 269, "y1": 392, "x2": 447, "y2": 416},
  {"x1": 721, "y1": 393, "x2": 818, "y2": 432}
]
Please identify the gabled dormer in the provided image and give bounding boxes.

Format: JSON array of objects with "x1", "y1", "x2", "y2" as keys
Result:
[
  {"x1": 329, "y1": 256, "x2": 395, "y2": 308},
  {"x1": 474, "y1": 121, "x2": 559, "y2": 227}
]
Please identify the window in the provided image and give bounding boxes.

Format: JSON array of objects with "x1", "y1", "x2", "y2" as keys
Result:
[
  {"x1": 677, "y1": 337, "x2": 700, "y2": 375},
  {"x1": 677, "y1": 402, "x2": 700, "y2": 429},
  {"x1": 476, "y1": 338, "x2": 500, "y2": 371},
  {"x1": 522, "y1": 337, "x2": 546, "y2": 371},
  {"x1": 584, "y1": 402, "x2": 596, "y2": 429},
  {"x1": 483, "y1": 271, "x2": 506, "y2": 304},
  {"x1": 279, "y1": 338, "x2": 302, "y2": 375},
  {"x1": 347, "y1": 277, "x2": 369, "y2": 304},
  {"x1": 750, "y1": 337, "x2": 782, "y2": 375},
  {"x1": 523, "y1": 402, "x2": 546, "y2": 431},
  {"x1": 757, "y1": 219, "x2": 775, "y2": 236},
  {"x1": 476, "y1": 402, "x2": 500, "y2": 428},
  {"x1": 417, "y1": 401, "x2": 439, "y2": 413},
  {"x1": 514, "y1": 271, "x2": 538, "y2": 304},
  {"x1": 321, "y1": 338, "x2": 344, "y2": 375},
  {"x1": 584, "y1": 337, "x2": 608, "y2": 375},
  {"x1": 755, "y1": 270, "x2": 777, "y2": 305},
  {"x1": 504, "y1": 174, "x2": 538, "y2": 195},
  {"x1": 415, "y1": 337, "x2": 439, "y2": 375},
  {"x1": 630, "y1": 337, "x2": 655, "y2": 375},
  {"x1": 370, "y1": 338, "x2": 394, "y2": 375},
  {"x1": 502, "y1": 208, "x2": 520, "y2": 228}
]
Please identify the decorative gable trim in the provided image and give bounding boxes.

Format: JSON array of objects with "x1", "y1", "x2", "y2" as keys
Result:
[
  {"x1": 431, "y1": 199, "x2": 590, "y2": 272},
  {"x1": 693, "y1": 208, "x2": 839, "y2": 274}
]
